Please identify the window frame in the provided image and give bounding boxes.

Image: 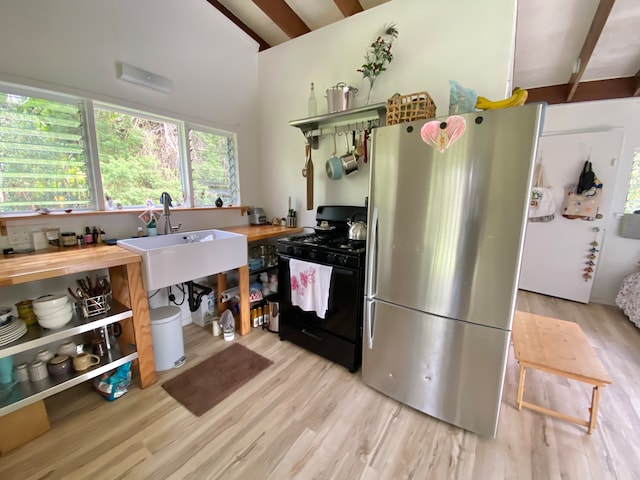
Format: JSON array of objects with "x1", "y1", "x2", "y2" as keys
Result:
[
  {"x1": 186, "y1": 122, "x2": 240, "y2": 208},
  {"x1": 0, "y1": 81, "x2": 241, "y2": 213}
]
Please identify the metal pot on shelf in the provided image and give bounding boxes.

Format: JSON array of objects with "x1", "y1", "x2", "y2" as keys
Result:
[{"x1": 326, "y1": 82, "x2": 358, "y2": 113}]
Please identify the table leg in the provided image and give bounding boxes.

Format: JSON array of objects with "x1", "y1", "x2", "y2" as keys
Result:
[
  {"x1": 216, "y1": 272, "x2": 228, "y2": 313},
  {"x1": 110, "y1": 263, "x2": 156, "y2": 388},
  {"x1": 588, "y1": 385, "x2": 601, "y2": 434},
  {"x1": 517, "y1": 365, "x2": 527, "y2": 410},
  {"x1": 238, "y1": 265, "x2": 250, "y2": 335}
]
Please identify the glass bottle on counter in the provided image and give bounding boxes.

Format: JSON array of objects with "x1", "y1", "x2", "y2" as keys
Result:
[{"x1": 308, "y1": 82, "x2": 318, "y2": 117}]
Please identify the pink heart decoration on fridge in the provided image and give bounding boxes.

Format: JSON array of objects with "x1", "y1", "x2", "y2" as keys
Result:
[{"x1": 420, "y1": 115, "x2": 467, "y2": 153}]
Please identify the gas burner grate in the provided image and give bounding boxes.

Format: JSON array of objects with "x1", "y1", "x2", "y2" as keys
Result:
[{"x1": 339, "y1": 240, "x2": 365, "y2": 250}]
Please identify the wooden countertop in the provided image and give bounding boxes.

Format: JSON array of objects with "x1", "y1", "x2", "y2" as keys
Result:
[
  {"x1": 0, "y1": 224, "x2": 302, "y2": 287},
  {"x1": 0, "y1": 244, "x2": 141, "y2": 287},
  {"x1": 220, "y1": 224, "x2": 304, "y2": 242}
]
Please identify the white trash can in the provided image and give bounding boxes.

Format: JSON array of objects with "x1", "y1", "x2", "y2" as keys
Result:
[{"x1": 150, "y1": 306, "x2": 186, "y2": 371}]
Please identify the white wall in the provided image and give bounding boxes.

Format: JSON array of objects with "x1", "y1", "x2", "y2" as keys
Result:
[
  {"x1": 258, "y1": 0, "x2": 518, "y2": 228},
  {"x1": 542, "y1": 98, "x2": 640, "y2": 304},
  {"x1": 0, "y1": 0, "x2": 262, "y2": 238}
]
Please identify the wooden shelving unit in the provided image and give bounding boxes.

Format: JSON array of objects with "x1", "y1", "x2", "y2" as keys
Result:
[{"x1": 0, "y1": 244, "x2": 156, "y2": 417}]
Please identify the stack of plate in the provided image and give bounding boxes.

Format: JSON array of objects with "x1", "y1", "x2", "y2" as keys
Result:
[{"x1": 0, "y1": 318, "x2": 28, "y2": 346}]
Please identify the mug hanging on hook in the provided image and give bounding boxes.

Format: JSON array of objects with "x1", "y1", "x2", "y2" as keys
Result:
[{"x1": 325, "y1": 128, "x2": 343, "y2": 180}]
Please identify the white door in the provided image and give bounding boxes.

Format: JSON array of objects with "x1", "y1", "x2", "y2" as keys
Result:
[{"x1": 519, "y1": 130, "x2": 623, "y2": 303}]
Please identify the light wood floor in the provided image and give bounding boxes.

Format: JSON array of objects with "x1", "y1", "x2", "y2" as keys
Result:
[{"x1": 1, "y1": 290, "x2": 639, "y2": 479}]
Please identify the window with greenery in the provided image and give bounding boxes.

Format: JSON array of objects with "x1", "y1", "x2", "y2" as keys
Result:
[
  {"x1": 0, "y1": 84, "x2": 240, "y2": 213},
  {"x1": 0, "y1": 92, "x2": 91, "y2": 212},
  {"x1": 190, "y1": 128, "x2": 238, "y2": 207},
  {"x1": 624, "y1": 150, "x2": 640, "y2": 213},
  {"x1": 95, "y1": 107, "x2": 182, "y2": 208}
]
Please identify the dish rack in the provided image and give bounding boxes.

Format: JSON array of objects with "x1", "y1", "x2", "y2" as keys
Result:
[
  {"x1": 386, "y1": 91, "x2": 437, "y2": 125},
  {"x1": 78, "y1": 292, "x2": 112, "y2": 318}
]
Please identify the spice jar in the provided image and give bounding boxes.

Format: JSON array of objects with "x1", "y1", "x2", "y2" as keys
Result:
[{"x1": 15, "y1": 299, "x2": 37, "y2": 326}]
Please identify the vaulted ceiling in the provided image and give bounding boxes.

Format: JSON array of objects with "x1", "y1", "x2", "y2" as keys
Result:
[{"x1": 206, "y1": 0, "x2": 640, "y2": 104}]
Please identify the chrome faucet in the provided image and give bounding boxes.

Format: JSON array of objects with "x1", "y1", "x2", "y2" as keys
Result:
[{"x1": 160, "y1": 192, "x2": 181, "y2": 234}]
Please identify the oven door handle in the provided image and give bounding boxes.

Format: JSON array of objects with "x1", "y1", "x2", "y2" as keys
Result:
[
  {"x1": 301, "y1": 328, "x2": 322, "y2": 341},
  {"x1": 365, "y1": 206, "x2": 379, "y2": 298}
]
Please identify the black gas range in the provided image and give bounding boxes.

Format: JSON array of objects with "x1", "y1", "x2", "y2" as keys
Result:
[
  {"x1": 277, "y1": 205, "x2": 367, "y2": 372},
  {"x1": 277, "y1": 234, "x2": 365, "y2": 268}
]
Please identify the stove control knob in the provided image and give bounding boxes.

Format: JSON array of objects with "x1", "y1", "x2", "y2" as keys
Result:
[
  {"x1": 309, "y1": 250, "x2": 317, "y2": 260},
  {"x1": 326, "y1": 253, "x2": 336, "y2": 263},
  {"x1": 339, "y1": 255, "x2": 349, "y2": 266},
  {"x1": 286, "y1": 246, "x2": 294, "y2": 255},
  {"x1": 294, "y1": 248, "x2": 303, "y2": 257}
]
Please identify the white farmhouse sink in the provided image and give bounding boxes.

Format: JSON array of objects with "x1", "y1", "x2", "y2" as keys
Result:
[{"x1": 117, "y1": 229, "x2": 247, "y2": 291}]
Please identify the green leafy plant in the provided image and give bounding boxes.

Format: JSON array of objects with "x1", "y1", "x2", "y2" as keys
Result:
[{"x1": 357, "y1": 23, "x2": 399, "y2": 103}]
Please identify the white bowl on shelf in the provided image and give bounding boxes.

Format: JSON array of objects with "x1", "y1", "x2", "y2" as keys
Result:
[
  {"x1": 36, "y1": 304, "x2": 73, "y2": 329},
  {"x1": 33, "y1": 303, "x2": 68, "y2": 317},
  {"x1": 33, "y1": 296, "x2": 70, "y2": 316},
  {"x1": 33, "y1": 294, "x2": 69, "y2": 309}
]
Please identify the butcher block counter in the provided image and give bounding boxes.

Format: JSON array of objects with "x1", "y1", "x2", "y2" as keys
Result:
[
  {"x1": 220, "y1": 224, "x2": 303, "y2": 242},
  {"x1": 0, "y1": 244, "x2": 156, "y2": 389}
]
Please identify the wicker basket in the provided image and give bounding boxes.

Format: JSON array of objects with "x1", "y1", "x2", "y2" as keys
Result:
[{"x1": 386, "y1": 92, "x2": 437, "y2": 125}]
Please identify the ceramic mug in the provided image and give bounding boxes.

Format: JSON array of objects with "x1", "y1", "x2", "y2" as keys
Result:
[
  {"x1": 14, "y1": 362, "x2": 29, "y2": 382},
  {"x1": 47, "y1": 355, "x2": 72, "y2": 377},
  {"x1": 28, "y1": 360, "x2": 49, "y2": 382},
  {"x1": 0, "y1": 355, "x2": 14, "y2": 384},
  {"x1": 35, "y1": 348, "x2": 55, "y2": 363},
  {"x1": 57, "y1": 340, "x2": 78, "y2": 357},
  {"x1": 72, "y1": 352, "x2": 100, "y2": 372}
]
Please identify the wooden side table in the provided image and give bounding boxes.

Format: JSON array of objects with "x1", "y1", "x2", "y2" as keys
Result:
[{"x1": 512, "y1": 311, "x2": 612, "y2": 434}]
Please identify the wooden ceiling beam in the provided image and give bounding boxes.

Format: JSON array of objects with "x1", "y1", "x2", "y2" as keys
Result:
[
  {"x1": 334, "y1": 0, "x2": 364, "y2": 17},
  {"x1": 251, "y1": 0, "x2": 311, "y2": 39},
  {"x1": 527, "y1": 77, "x2": 637, "y2": 104},
  {"x1": 633, "y1": 68, "x2": 640, "y2": 96},
  {"x1": 566, "y1": 0, "x2": 616, "y2": 102},
  {"x1": 205, "y1": 0, "x2": 270, "y2": 51}
]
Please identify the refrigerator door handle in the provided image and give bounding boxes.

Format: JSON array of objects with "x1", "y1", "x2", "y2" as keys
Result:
[
  {"x1": 365, "y1": 206, "x2": 379, "y2": 298},
  {"x1": 365, "y1": 299, "x2": 375, "y2": 349}
]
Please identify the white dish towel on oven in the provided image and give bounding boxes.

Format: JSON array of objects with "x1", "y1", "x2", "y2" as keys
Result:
[{"x1": 289, "y1": 258, "x2": 333, "y2": 319}]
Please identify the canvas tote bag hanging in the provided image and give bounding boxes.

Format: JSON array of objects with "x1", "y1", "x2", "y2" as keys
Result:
[
  {"x1": 562, "y1": 160, "x2": 603, "y2": 221},
  {"x1": 529, "y1": 163, "x2": 556, "y2": 222}
]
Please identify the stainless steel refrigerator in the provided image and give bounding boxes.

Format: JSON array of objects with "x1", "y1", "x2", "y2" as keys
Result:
[{"x1": 363, "y1": 103, "x2": 545, "y2": 437}]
